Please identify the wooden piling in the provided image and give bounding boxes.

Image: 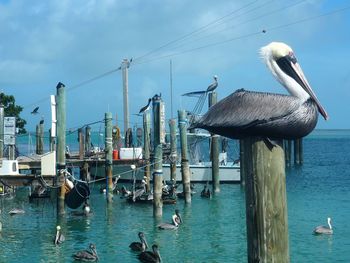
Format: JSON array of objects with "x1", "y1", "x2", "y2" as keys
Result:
[
  {"x1": 143, "y1": 111, "x2": 151, "y2": 193},
  {"x1": 78, "y1": 128, "x2": 84, "y2": 160},
  {"x1": 178, "y1": 110, "x2": 191, "y2": 204},
  {"x1": 284, "y1": 140, "x2": 292, "y2": 167},
  {"x1": 239, "y1": 139, "x2": 245, "y2": 186},
  {"x1": 49, "y1": 128, "x2": 55, "y2": 152},
  {"x1": 36, "y1": 124, "x2": 40, "y2": 154},
  {"x1": 244, "y1": 137, "x2": 289, "y2": 263},
  {"x1": 56, "y1": 82, "x2": 66, "y2": 217},
  {"x1": 152, "y1": 97, "x2": 164, "y2": 217},
  {"x1": 169, "y1": 119, "x2": 177, "y2": 184},
  {"x1": 0, "y1": 103, "x2": 3, "y2": 159},
  {"x1": 105, "y1": 112, "x2": 113, "y2": 203},
  {"x1": 293, "y1": 139, "x2": 303, "y2": 165},
  {"x1": 85, "y1": 125, "x2": 91, "y2": 154},
  {"x1": 208, "y1": 92, "x2": 220, "y2": 193},
  {"x1": 39, "y1": 119, "x2": 44, "y2": 154}
]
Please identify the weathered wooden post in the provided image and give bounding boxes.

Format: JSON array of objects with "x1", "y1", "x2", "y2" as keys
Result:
[
  {"x1": 239, "y1": 139, "x2": 246, "y2": 186},
  {"x1": 36, "y1": 124, "x2": 40, "y2": 154},
  {"x1": 143, "y1": 111, "x2": 151, "y2": 193},
  {"x1": 293, "y1": 139, "x2": 303, "y2": 165},
  {"x1": 105, "y1": 112, "x2": 113, "y2": 203},
  {"x1": 209, "y1": 92, "x2": 220, "y2": 193},
  {"x1": 169, "y1": 119, "x2": 177, "y2": 184},
  {"x1": 85, "y1": 125, "x2": 91, "y2": 154},
  {"x1": 152, "y1": 96, "x2": 164, "y2": 217},
  {"x1": 39, "y1": 119, "x2": 44, "y2": 154},
  {"x1": 244, "y1": 137, "x2": 289, "y2": 262},
  {"x1": 284, "y1": 140, "x2": 292, "y2": 166},
  {"x1": 136, "y1": 127, "x2": 143, "y2": 147},
  {"x1": 0, "y1": 103, "x2": 3, "y2": 159},
  {"x1": 78, "y1": 128, "x2": 84, "y2": 160},
  {"x1": 56, "y1": 82, "x2": 66, "y2": 216},
  {"x1": 178, "y1": 110, "x2": 191, "y2": 204}
]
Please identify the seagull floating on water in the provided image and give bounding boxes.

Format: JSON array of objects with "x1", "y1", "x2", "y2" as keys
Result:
[
  {"x1": 54, "y1": 225, "x2": 65, "y2": 245},
  {"x1": 313, "y1": 217, "x2": 333, "y2": 235},
  {"x1": 130, "y1": 232, "x2": 149, "y2": 252},
  {"x1": 190, "y1": 42, "x2": 328, "y2": 141},
  {"x1": 138, "y1": 244, "x2": 162, "y2": 263},
  {"x1": 73, "y1": 243, "x2": 99, "y2": 262}
]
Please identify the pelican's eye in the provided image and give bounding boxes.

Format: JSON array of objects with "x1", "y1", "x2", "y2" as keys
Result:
[{"x1": 288, "y1": 52, "x2": 297, "y2": 64}]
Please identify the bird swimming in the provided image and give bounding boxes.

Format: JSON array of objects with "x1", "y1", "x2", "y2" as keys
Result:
[
  {"x1": 54, "y1": 225, "x2": 65, "y2": 245},
  {"x1": 129, "y1": 232, "x2": 149, "y2": 252},
  {"x1": 139, "y1": 98, "x2": 152, "y2": 114},
  {"x1": 191, "y1": 42, "x2": 328, "y2": 141},
  {"x1": 313, "y1": 217, "x2": 333, "y2": 235},
  {"x1": 138, "y1": 244, "x2": 162, "y2": 263},
  {"x1": 158, "y1": 209, "x2": 182, "y2": 230},
  {"x1": 73, "y1": 243, "x2": 99, "y2": 262}
]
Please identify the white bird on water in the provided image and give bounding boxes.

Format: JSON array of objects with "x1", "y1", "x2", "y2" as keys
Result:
[{"x1": 313, "y1": 217, "x2": 333, "y2": 235}]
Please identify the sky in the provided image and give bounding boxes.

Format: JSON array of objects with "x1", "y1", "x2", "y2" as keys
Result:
[{"x1": 0, "y1": 0, "x2": 349, "y2": 133}]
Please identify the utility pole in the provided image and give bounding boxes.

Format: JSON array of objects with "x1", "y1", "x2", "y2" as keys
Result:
[{"x1": 121, "y1": 58, "x2": 130, "y2": 134}]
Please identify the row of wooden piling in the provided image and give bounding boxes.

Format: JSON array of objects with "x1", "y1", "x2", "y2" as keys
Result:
[{"x1": 47, "y1": 83, "x2": 301, "y2": 262}]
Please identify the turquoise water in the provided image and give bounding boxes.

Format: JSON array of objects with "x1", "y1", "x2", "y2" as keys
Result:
[{"x1": 1, "y1": 130, "x2": 350, "y2": 262}]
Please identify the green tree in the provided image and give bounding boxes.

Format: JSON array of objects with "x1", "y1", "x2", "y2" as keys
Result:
[{"x1": 0, "y1": 93, "x2": 27, "y2": 134}]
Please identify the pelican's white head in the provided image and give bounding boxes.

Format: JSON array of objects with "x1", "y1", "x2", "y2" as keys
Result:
[
  {"x1": 56, "y1": 225, "x2": 61, "y2": 231},
  {"x1": 260, "y1": 42, "x2": 328, "y2": 120}
]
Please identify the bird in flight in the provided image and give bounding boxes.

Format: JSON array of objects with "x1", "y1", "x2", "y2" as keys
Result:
[{"x1": 31, "y1": 107, "x2": 39, "y2": 114}]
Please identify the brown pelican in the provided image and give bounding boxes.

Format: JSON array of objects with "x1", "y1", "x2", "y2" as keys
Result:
[
  {"x1": 190, "y1": 42, "x2": 328, "y2": 141},
  {"x1": 313, "y1": 217, "x2": 333, "y2": 235},
  {"x1": 54, "y1": 225, "x2": 65, "y2": 245},
  {"x1": 201, "y1": 185, "x2": 211, "y2": 198},
  {"x1": 73, "y1": 243, "x2": 99, "y2": 262},
  {"x1": 129, "y1": 232, "x2": 149, "y2": 252},
  {"x1": 138, "y1": 244, "x2": 162, "y2": 263},
  {"x1": 158, "y1": 209, "x2": 182, "y2": 230}
]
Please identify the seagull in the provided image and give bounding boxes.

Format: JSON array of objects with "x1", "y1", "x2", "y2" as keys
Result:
[
  {"x1": 190, "y1": 42, "x2": 328, "y2": 141},
  {"x1": 73, "y1": 243, "x2": 99, "y2": 262},
  {"x1": 139, "y1": 98, "x2": 152, "y2": 114},
  {"x1": 31, "y1": 107, "x2": 39, "y2": 114},
  {"x1": 9, "y1": 208, "x2": 25, "y2": 215},
  {"x1": 313, "y1": 217, "x2": 333, "y2": 235},
  {"x1": 54, "y1": 225, "x2": 65, "y2": 245}
]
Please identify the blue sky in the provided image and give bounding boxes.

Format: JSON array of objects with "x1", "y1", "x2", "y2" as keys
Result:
[{"x1": 1, "y1": 0, "x2": 349, "y2": 132}]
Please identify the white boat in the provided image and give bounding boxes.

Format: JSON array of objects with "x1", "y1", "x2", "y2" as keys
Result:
[
  {"x1": 90, "y1": 161, "x2": 240, "y2": 183},
  {"x1": 162, "y1": 161, "x2": 240, "y2": 183}
]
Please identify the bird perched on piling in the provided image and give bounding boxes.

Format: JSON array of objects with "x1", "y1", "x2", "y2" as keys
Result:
[
  {"x1": 138, "y1": 244, "x2": 162, "y2": 263},
  {"x1": 130, "y1": 232, "x2": 149, "y2": 252},
  {"x1": 73, "y1": 243, "x2": 99, "y2": 262},
  {"x1": 54, "y1": 225, "x2": 65, "y2": 245},
  {"x1": 139, "y1": 98, "x2": 152, "y2": 114},
  {"x1": 190, "y1": 42, "x2": 328, "y2": 141},
  {"x1": 313, "y1": 217, "x2": 333, "y2": 235},
  {"x1": 31, "y1": 106, "x2": 39, "y2": 114}
]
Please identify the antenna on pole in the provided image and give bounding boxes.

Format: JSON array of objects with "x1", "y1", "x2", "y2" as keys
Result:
[
  {"x1": 121, "y1": 59, "x2": 130, "y2": 134},
  {"x1": 170, "y1": 60, "x2": 173, "y2": 119}
]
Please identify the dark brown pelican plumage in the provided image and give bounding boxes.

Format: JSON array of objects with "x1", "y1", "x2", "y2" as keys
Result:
[
  {"x1": 138, "y1": 244, "x2": 162, "y2": 263},
  {"x1": 73, "y1": 243, "x2": 99, "y2": 262},
  {"x1": 130, "y1": 232, "x2": 149, "y2": 252},
  {"x1": 191, "y1": 42, "x2": 328, "y2": 140}
]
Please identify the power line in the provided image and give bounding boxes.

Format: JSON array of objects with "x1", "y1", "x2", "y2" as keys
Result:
[{"x1": 132, "y1": 0, "x2": 260, "y2": 64}]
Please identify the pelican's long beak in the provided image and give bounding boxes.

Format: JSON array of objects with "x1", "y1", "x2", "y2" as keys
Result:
[
  {"x1": 277, "y1": 55, "x2": 329, "y2": 120},
  {"x1": 142, "y1": 236, "x2": 149, "y2": 249}
]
